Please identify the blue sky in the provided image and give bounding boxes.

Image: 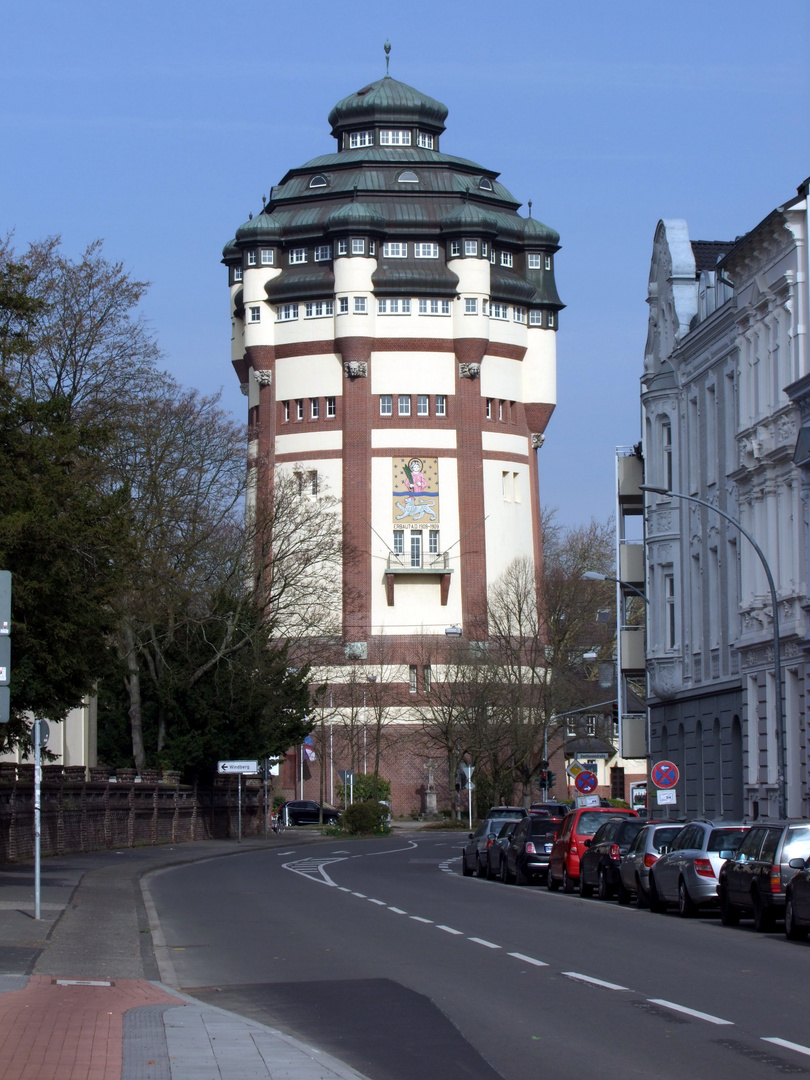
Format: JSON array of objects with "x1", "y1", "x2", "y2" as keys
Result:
[{"x1": 3, "y1": 1, "x2": 808, "y2": 526}]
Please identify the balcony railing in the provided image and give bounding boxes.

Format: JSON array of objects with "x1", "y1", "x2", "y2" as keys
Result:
[{"x1": 386, "y1": 551, "x2": 452, "y2": 573}]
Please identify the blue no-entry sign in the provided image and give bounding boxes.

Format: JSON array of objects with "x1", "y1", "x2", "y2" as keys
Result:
[
  {"x1": 575, "y1": 770, "x2": 598, "y2": 794},
  {"x1": 651, "y1": 760, "x2": 680, "y2": 789}
]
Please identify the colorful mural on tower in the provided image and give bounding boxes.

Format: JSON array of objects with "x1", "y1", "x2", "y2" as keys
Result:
[{"x1": 392, "y1": 456, "x2": 439, "y2": 526}]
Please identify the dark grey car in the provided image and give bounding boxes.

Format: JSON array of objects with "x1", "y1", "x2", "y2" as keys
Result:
[
  {"x1": 462, "y1": 816, "x2": 516, "y2": 877},
  {"x1": 618, "y1": 822, "x2": 685, "y2": 906},
  {"x1": 718, "y1": 821, "x2": 810, "y2": 932}
]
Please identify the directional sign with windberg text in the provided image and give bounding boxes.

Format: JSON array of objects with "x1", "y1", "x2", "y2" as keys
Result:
[{"x1": 651, "y1": 760, "x2": 680, "y2": 789}]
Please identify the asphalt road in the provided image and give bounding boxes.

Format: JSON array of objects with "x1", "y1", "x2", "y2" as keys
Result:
[{"x1": 147, "y1": 831, "x2": 810, "y2": 1080}]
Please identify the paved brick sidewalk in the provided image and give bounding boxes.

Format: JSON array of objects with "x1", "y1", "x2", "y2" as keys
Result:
[{"x1": 0, "y1": 975, "x2": 181, "y2": 1080}]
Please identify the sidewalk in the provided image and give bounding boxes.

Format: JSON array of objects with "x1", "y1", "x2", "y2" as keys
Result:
[{"x1": 0, "y1": 836, "x2": 372, "y2": 1079}]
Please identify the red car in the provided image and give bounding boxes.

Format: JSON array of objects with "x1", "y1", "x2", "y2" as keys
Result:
[{"x1": 547, "y1": 806, "x2": 639, "y2": 893}]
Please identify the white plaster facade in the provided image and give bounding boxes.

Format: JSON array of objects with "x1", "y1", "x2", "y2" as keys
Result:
[{"x1": 642, "y1": 177, "x2": 810, "y2": 819}]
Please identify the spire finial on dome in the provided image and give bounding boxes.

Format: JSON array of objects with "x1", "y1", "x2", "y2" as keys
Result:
[
  {"x1": 528, "y1": 199, "x2": 533, "y2": 218},
  {"x1": 384, "y1": 39, "x2": 391, "y2": 76}
]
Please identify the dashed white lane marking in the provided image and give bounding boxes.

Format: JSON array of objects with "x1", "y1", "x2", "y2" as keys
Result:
[
  {"x1": 368, "y1": 898, "x2": 387, "y2": 905},
  {"x1": 762, "y1": 1038, "x2": 810, "y2": 1058},
  {"x1": 352, "y1": 892, "x2": 366, "y2": 898},
  {"x1": 437, "y1": 925, "x2": 463, "y2": 935},
  {"x1": 388, "y1": 907, "x2": 407, "y2": 914},
  {"x1": 469, "y1": 937, "x2": 501, "y2": 949},
  {"x1": 563, "y1": 972, "x2": 629, "y2": 991},
  {"x1": 508, "y1": 952, "x2": 548, "y2": 967},
  {"x1": 647, "y1": 999, "x2": 733, "y2": 1026},
  {"x1": 277, "y1": 851, "x2": 296, "y2": 856},
  {"x1": 332, "y1": 850, "x2": 350, "y2": 854},
  {"x1": 338, "y1": 887, "x2": 352, "y2": 892},
  {"x1": 410, "y1": 916, "x2": 433, "y2": 924}
]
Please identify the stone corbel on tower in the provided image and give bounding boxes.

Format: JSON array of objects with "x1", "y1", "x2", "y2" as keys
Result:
[
  {"x1": 459, "y1": 363, "x2": 481, "y2": 380},
  {"x1": 253, "y1": 369, "x2": 273, "y2": 387},
  {"x1": 344, "y1": 361, "x2": 368, "y2": 378}
]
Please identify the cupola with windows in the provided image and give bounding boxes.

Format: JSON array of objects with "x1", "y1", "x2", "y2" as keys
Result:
[{"x1": 328, "y1": 76, "x2": 448, "y2": 152}]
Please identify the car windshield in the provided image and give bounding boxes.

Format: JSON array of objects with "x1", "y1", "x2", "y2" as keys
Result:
[
  {"x1": 576, "y1": 811, "x2": 633, "y2": 837},
  {"x1": 530, "y1": 819, "x2": 559, "y2": 837},
  {"x1": 707, "y1": 828, "x2": 747, "y2": 853},
  {"x1": 784, "y1": 826, "x2": 810, "y2": 861},
  {"x1": 652, "y1": 826, "x2": 683, "y2": 851}
]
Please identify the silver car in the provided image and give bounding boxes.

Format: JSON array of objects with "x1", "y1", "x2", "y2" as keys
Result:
[
  {"x1": 618, "y1": 822, "x2": 685, "y2": 906},
  {"x1": 649, "y1": 819, "x2": 750, "y2": 917}
]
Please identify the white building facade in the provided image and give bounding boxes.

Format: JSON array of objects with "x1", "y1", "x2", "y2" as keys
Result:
[{"x1": 642, "y1": 178, "x2": 810, "y2": 820}]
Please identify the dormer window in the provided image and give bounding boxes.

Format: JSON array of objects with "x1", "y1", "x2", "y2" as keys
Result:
[
  {"x1": 500, "y1": 252, "x2": 514, "y2": 268},
  {"x1": 349, "y1": 131, "x2": 374, "y2": 148},
  {"x1": 233, "y1": 266, "x2": 243, "y2": 282},
  {"x1": 528, "y1": 253, "x2": 541, "y2": 269},
  {"x1": 309, "y1": 175, "x2": 328, "y2": 188},
  {"x1": 417, "y1": 132, "x2": 434, "y2": 149},
  {"x1": 379, "y1": 129, "x2": 412, "y2": 146},
  {"x1": 247, "y1": 251, "x2": 256, "y2": 266},
  {"x1": 260, "y1": 249, "x2": 274, "y2": 266},
  {"x1": 397, "y1": 170, "x2": 419, "y2": 184},
  {"x1": 351, "y1": 238, "x2": 365, "y2": 255},
  {"x1": 479, "y1": 177, "x2": 494, "y2": 192},
  {"x1": 545, "y1": 255, "x2": 553, "y2": 270}
]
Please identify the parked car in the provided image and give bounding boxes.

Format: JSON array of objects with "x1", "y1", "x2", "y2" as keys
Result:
[
  {"x1": 648, "y1": 820, "x2": 749, "y2": 917},
  {"x1": 463, "y1": 815, "x2": 518, "y2": 877},
  {"x1": 502, "y1": 816, "x2": 560, "y2": 885},
  {"x1": 618, "y1": 822, "x2": 685, "y2": 906},
  {"x1": 718, "y1": 821, "x2": 810, "y2": 932},
  {"x1": 484, "y1": 821, "x2": 520, "y2": 880},
  {"x1": 785, "y1": 857, "x2": 810, "y2": 941},
  {"x1": 530, "y1": 802, "x2": 569, "y2": 820},
  {"x1": 487, "y1": 806, "x2": 529, "y2": 820},
  {"x1": 578, "y1": 817, "x2": 646, "y2": 900},
  {"x1": 279, "y1": 800, "x2": 340, "y2": 826},
  {"x1": 547, "y1": 807, "x2": 638, "y2": 893}
]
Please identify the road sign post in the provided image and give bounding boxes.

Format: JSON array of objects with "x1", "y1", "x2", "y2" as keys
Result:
[
  {"x1": 651, "y1": 760, "x2": 680, "y2": 789},
  {"x1": 460, "y1": 763, "x2": 475, "y2": 829},
  {"x1": 0, "y1": 571, "x2": 10, "y2": 726},
  {"x1": 217, "y1": 761, "x2": 259, "y2": 843}
]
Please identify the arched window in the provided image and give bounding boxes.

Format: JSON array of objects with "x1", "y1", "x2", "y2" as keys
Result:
[
  {"x1": 309, "y1": 175, "x2": 328, "y2": 188},
  {"x1": 479, "y1": 177, "x2": 494, "y2": 191},
  {"x1": 397, "y1": 170, "x2": 419, "y2": 184}
]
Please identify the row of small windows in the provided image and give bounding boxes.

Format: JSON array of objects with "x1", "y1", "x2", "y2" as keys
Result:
[
  {"x1": 249, "y1": 298, "x2": 554, "y2": 326},
  {"x1": 380, "y1": 394, "x2": 447, "y2": 417},
  {"x1": 346, "y1": 129, "x2": 435, "y2": 149},
  {"x1": 282, "y1": 397, "x2": 337, "y2": 421},
  {"x1": 233, "y1": 246, "x2": 551, "y2": 274},
  {"x1": 487, "y1": 398, "x2": 518, "y2": 423}
]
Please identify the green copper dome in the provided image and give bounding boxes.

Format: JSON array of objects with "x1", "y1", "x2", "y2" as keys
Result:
[
  {"x1": 235, "y1": 212, "x2": 282, "y2": 243},
  {"x1": 326, "y1": 199, "x2": 386, "y2": 231},
  {"x1": 328, "y1": 76, "x2": 448, "y2": 138},
  {"x1": 523, "y1": 216, "x2": 560, "y2": 247}
]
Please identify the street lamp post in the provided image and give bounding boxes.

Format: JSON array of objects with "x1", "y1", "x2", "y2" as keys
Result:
[
  {"x1": 640, "y1": 484, "x2": 787, "y2": 820},
  {"x1": 582, "y1": 570, "x2": 649, "y2": 605}
]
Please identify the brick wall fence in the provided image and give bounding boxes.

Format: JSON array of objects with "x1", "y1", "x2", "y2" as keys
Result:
[{"x1": 0, "y1": 767, "x2": 275, "y2": 863}]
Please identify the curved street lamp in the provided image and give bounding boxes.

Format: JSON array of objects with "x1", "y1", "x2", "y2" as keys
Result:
[
  {"x1": 582, "y1": 570, "x2": 650, "y2": 605},
  {"x1": 640, "y1": 484, "x2": 787, "y2": 820}
]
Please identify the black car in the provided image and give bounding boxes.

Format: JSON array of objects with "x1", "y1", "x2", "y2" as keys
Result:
[
  {"x1": 718, "y1": 821, "x2": 810, "y2": 931},
  {"x1": 502, "y1": 815, "x2": 560, "y2": 885},
  {"x1": 579, "y1": 817, "x2": 646, "y2": 900},
  {"x1": 279, "y1": 800, "x2": 340, "y2": 825},
  {"x1": 530, "y1": 802, "x2": 569, "y2": 820},
  {"x1": 785, "y1": 857, "x2": 810, "y2": 941}
]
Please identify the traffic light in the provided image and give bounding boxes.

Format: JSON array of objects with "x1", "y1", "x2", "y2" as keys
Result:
[{"x1": 546, "y1": 770, "x2": 555, "y2": 789}]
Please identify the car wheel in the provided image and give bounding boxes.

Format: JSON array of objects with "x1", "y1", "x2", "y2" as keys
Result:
[
  {"x1": 579, "y1": 872, "x2": 593, "y2": 898},
  {"x1": 502, "y1": 861, "x2": 514, "y2": 884},
  {"x1": 562, "y1": 867, "x2": 575, "y2": 894},
  {"x1": 597, "y1": 867, "x2": 612, "y2": 902},
  {"x1": 752, "y1": 890, "x2": 775, "y2": 933},
  {"x1": 785, "y1": 895, "x2": 808, "y2": 941},
  {"x1": 515, "y1": 862, "x2": 529, "y2": 887},
  {"x1": 719, "y1": 885, "x2": 740, "y2": 926},
  {"x1": 485, "y1": 860, "x2": 496, "y2": 881},
  {"x1": 635, "y1": 873, "x2": 649, "y2": 909},
  {"x1": 648, "y1": 874, "x2": 666, "y2": 914},
  {"x1": 677, "y1": 878, "x2": 698, "y2": 919},
  {"x1": 547, "y1": 869, "x2": 560, "y2": 891},
  {"x1": 462, "y1": 854, "x2": 474, "y2": 877},
  {"x1": 476, "y1": 856, "x2": 487, "y2": 878},
  {"x1": 617, "y1": 877, "x2": 631, "y2": 906}
]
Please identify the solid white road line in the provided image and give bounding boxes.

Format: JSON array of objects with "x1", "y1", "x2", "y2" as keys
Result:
[
  {"x1": 469, "y1": 937, "x2": 501, "y2": 949},
  {"x1": 563, "y1": 972, "x2": 629, "y2": 991},
  {"x1": 437, "y1": 925, "x2": 463, "y2": 935},
  {"x1": 762, "y1": 1038, "x2": 810, "y2": 1058},
  {"x1": 647, "y1": 999, "x2": 733, "y2": 1026},
  {"x1": 508, "y1": 952, "x2": 548, "y2": 967}
]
